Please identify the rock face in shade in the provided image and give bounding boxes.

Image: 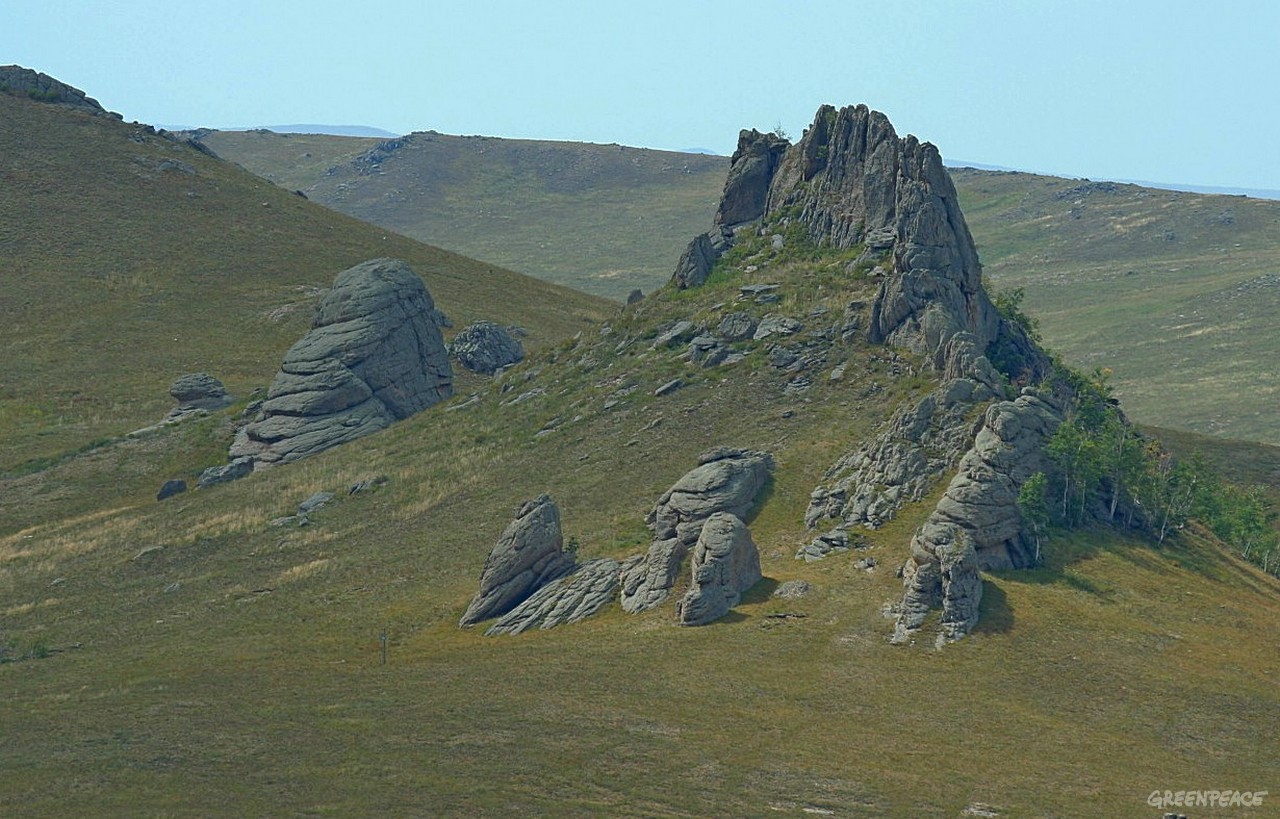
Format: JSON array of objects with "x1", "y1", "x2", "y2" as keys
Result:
[
  {"x1": 715, "y1": 129, "x2": 789, "y2": 227},
  {"x1": 620, "y1": 448, "x2": 773, "y2": 614},
  {"x1": 230, "y1": 258, "x2": 452, "y2": 466},
  {"x1": 675, "y1": 512, "x2": 762, "y2": 626},
  {"x1": 459, "y1": 495, "x2": 576, "y2": 627},
  {"x1": 449, "y1": 321, "x2": 525, "y2": 375}
]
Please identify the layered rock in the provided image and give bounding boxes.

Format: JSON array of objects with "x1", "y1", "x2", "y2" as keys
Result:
[
  {"x1": 621, "y1": 448, "x2": 773, "y2": 614},
  {"x1": 169, "y1": 372, "x2": 232, "y2": 411},
  {"x1": 486, "y1": 556, "x2": 642, "y2": 636},
  {"x1": 893, "y1": 390, "x2": 1064, "y2": 643},
  {"x1": 230, "y1": 258, "x2": 452, "y2": 466},
  {"x1": 449, "y1": 321, "x2": 524, "y2": 375},
  {"x1": 0, "y1": 65, "x2": 113, "y2": 116},
  {"x1": 675, "y1": 512, "x2": 762, "y2": 626},
  {"x1": 460, "y1": 494, "x2": 575, "y2": 627}
]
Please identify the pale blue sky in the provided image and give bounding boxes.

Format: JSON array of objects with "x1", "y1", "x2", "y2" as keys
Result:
[{"x1": 8, "y1": 1, "x2": 1280, "y2": 190}]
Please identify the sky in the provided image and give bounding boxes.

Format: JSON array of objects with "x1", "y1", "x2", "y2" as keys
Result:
[{"x1": 7, "y1": 0, "x2": 1280, "y2": 191}]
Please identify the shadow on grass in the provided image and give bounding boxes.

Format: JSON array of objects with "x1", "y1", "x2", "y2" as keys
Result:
[
  {"x1": 745, "y1": 475, "x2": 776, "y2": 527},
  {"x1": 741, "y1": 576, "x2": 781, "y2": 605},
  {"x1": 972, "y1": 580, "x2": 1013, "y2": 634}
]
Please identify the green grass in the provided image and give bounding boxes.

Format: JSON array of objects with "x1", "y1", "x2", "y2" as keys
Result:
[
  {"x1": 4, "y1": 196, "x2": 1280, "y2": 814},
  {"x1": 0, "y1": 96, "x2": 613, "y2": 472}
]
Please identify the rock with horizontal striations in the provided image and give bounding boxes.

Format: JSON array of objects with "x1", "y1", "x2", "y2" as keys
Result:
[
  {"x1": 197, "y1": 456, "x2": 253, "y2": 488},
  {"x1": 621, "y1": 448, "x2": 773, "y2": 613},
  {"x1": 0, "y1": 65, "x2": 114, "y2": 116},
  {"x1": 459, "y1": 494, "x2": 575, "y2": 626},
  {"x1": 676, "y1": 512, "x2": 762, "y2": 625},
  {"x1": 449, "y1": 321, "x2": 524, "y2": 375},
  {"x1": 169, "y1": 372, "x2": 232, "y2": 411},
  {"x1": 486, "y1": 555, "x2": 643, "y2": 635},
  {"x1": 230, "y1": 259, "x2": 452, "y2": 466}
]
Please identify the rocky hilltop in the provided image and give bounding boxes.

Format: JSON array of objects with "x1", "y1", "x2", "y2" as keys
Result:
[{"x1": 0, "y1": 65, "x2": 115, "y2": 116}]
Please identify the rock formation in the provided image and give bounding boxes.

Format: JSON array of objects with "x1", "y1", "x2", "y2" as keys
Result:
[
  {"x1": 230, "y1": 258, "x2": 452, "y2": 466},
  {"x1": 0, "y1": 65, "x2": 114, "y2": 116},
  {"x1": 169, "y1": 373, "x2": 232, "y2": 412},
  {"x1": 459, "y1": 495, "x2": 576, "y2": 627},
  {"x1": 620, "y1": 448, "x2": 773, "y2": 614},
  {"x1": 485, "y1": 556, "x2": 643, "y2": 636},
  {"x1": 675, "y1": 512, "x2": 762, "y2": 626},
  {"x1": 893, "y1": 390, "x2": 1064, "y2": 644},
  {"x1": 449, "y1": 321, "x2": 525, "y2": 375}
]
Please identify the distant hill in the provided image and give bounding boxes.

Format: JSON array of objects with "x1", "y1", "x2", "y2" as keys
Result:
[{"x1": 164, "y1": 124, "x2": 400, "y2": 138}]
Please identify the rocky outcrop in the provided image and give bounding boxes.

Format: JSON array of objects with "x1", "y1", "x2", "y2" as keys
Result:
[
  {"x1": 169, "y1": 373, "x2": 232, "y2": 411},
  {"x1": 716, "y1": 129, "x2": 789, "y2": 227},
  {"x1": 807, "y1": 377, "x2": 995, "y2": 531},
  {"x1": 230, "y1": 259, "x2": 452, "y2": 466},
  {"x1": 621, "y1": 448, "x2": 773, "y2": 613},
  {"x1": 459, "y1": 495, "x2": 575, "y2": 627},
  {"x1": 672, "y1": 227, "x2": 732, "y2": 290},
  {"x1": 0, "y1": 66, "x2": 114, "y2": 116},
  {"x1": 675, "y1": 512, "x2": 762, "y2": 626},
  {"x1": 893, "y1": 390, "x2": 1064, "y2": 644},
  {"x1": 449, "y1": 321, "x2": 525, "y2": 375},
  {"x1": 197, "y1": 456, "x2": 254, "y2": 488},
  {"x1": 486, "y1": 556, "x2": 642, "y2": 636}
]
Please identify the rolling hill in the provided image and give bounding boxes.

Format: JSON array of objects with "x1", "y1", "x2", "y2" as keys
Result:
[
  {"x1": 201, "y1": 129, "x2": 1280, "y2": 447},
  {"x1": 3, "y1": 84, "x2": 1278, "y2": 817}
]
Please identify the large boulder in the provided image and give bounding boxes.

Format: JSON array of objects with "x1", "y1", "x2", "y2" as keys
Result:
[
  {"x1": 449, "y1": 321, "x2": 525, "y2": 375},
  {"x1": 459, "y1": 495, "x2": 575, "y2": 627},
  {"x1": 485, "y1": 556, "x2": 642, "y2": 636},
  {"x1": 230, "y1": 259, "x2": 452, "y2": 466},
  {"x1": 169, "y1": 372, "x2": 232, "y2": 411},
  {"x1": 672, "y1": 227, "x2": 732, "y2": 290},
  {"x1": 675, "y1": 512, "x2": 762, "y2": 626},
  {"x1": 620, "y1": 448, "x2": 773, "y2": 613},
  {"x1": 715, "y1": 129, "x2": 789, "y2": 227}
]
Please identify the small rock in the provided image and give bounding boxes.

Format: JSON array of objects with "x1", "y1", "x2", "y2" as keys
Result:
[
  {"x1": 156, "y1": 479, "x2": 187, "y2": 501},
  {"x1": 770, "y1": 235, "x2": 785, "y2": 251},
  {"x1": 652, "y1": 321, "x2": 696, "y2": 348},
  {"x1": 348, "y1": 475, "x2": 389, "y2": 495},
  {"x1": 450, "y1": 321, "x2": 525, "y2": 375},
  {"x1": 773, "y1": 579, "x2": 812, "y2": 599},
  {"x1": 855, "y1": 556, "x2": 878, "y2": 571},
  {"x1": 752, "y1": 315, "x2": 802, "y2": 340},
  {"x1": 739, "y1": 283, "x2": 779, "y2": 297},
  {"x1": 169, "y1": 372, "x2": 232, "y2": 410},
  {"x1": 298, "y1": 492, "x2": 335, "y2": 515},
  {"x1": 654, "y1": 379, "x2": 683, "y2": 397},
  {"x1": 197, "y1": 457, "x2": 254, "y2": 488},
  {"x1": 626, "y1": 288, "x2": 644, "y2": 304},
  {"x1": 717, "y1": 312, "x2": 758, "y2": 342}
]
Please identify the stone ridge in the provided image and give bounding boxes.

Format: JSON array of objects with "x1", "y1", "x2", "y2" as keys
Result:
[{"x1": 0, "y1": 65, "x2": 114, "y2": 116}]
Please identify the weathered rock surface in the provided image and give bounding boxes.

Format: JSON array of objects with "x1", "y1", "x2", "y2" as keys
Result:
[
  {"x1": 773, "y1": 579, "x2": 813, "y2": 599},
  {"x1": 197, "y1": 457, "x2": 253, "y2": 488},
  {"x1": 449, "y1": 321, "x2": 525, "y2": 375},
  {"x1": 807, "y1": 377, "x2": 995, "y2": 531},
  {"x1": 486, "y1": 556, "x2": 642, "y2": 636},
  {"x1": 676, "y1": 512, "x2": 762, "y2": 626},
  {"x1": 893, "y1": 390, "x2": 1064, "y2": 643},
  {"x1": 169, "y1": 372, "x2": 232, "y2": 411},
  {"x1": 156, "y1": 479, "x2": 187, "y2": 501},
  {"x1": 717, "y1": 311, "x2": 758, "y2": 341},
  {"x1": 716, "y1": 129, "x2": 789, "y2": 227},
  {"x1": 0, "y1": 65, "x2": 113, "y2": 115},
  {"x1": 460, "y1": 495, "x2": 575, "y2": 626},
  {"x1": 230, "y1": 258, "x2": 452, "y2": 466},
  {"x1": 672, "y1": 227, "x2": 732, "y2": 290},
  {"x1": 621, "y1": 448, "x2": 773, "y2": 613}
]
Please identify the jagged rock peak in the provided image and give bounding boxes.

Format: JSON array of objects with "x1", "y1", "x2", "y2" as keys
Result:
[
  {"x1": 715, "y1": 129, "x2": 789, "y2": 227},
  {"x1": 0, "y1": 66, "x2": 114, "y2": 117}
]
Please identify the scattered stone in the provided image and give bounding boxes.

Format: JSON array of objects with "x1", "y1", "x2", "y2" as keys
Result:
[
  {"x1": 675, "y1": 512, "x2": 762, "y2": 626},
  {"x1": 156, "y1": 479, "x2": 187, "y2": 501},
  {"x1": 459, "y1": 495, "x2": 575, "y2": 627},
  {"x1": 169, "y1": 372, "x2": 232, "y2": 411},
  {"x1": 230, "y1": 259, "x2": 452, "y2": 467},
  {"x1": 652, "y1": 320, "x2": 696, "y2": 348},
  {"x1": 773, "y1": 579, "x2": 813, "y2": 599},
  {"x1": 717, "y1": 311, "x2": 758, "y2": 342},
  {"x1": 671, "y1": 227, "x2": 732, "y2": 289},
  {"x1": 449, "y1": 321, "x2": 525, "y2": 375},
  {"x1": 770, "y1": 234, "x2": 785, "y2": 251},
  {"x1": 197, "y1": 457, "x2": 253, "y2": 488},
  {"x1": 796, "y1": 529, "x2": 854, "y2": 562},
  {"x1": 768, "y1": 346, "x2": 799, "y2": 369},
  {"x1": 739, "y1": 283, "x2": 780, "y2": 297},
  {"x1": 855, "y1": 556, "x2": 878, "y2": 571},
  {"x1": 298, "y1": 491, "x2": 334, "y2": 515},
  {"x1": 752, "y1": 315, "x2": 802, "y2": 340},
  {"x1": 654, "y1": 378, "x2": 683, "y2": 397},
  {"x1": 829, "y1": 364, "x2": 846, "y2": 382},
  {"x1": 626, "y1": 288, "x2": 644, "y2": 305}
]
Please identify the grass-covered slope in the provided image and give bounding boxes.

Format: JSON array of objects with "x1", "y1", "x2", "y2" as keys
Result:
[
  {"x1": 0, "y1": 95, "x2": 613, "y2": 473},
  {"x1": 4, "y1": 227, "x2": 1278, "y2": 815},
  {"x1": 198, "y1": 128, "x2": 728, "y2": 300},
  {"x1": 204, "y1": 133, "x2": 1280, "y2": 445}
]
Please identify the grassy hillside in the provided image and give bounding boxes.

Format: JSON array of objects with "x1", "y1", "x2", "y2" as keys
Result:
[
  {"x1": 198, "y1": 129, "x2": 728, "y2": 300},
  {"x1": 953, "y1": 168, "x2": 1280, "y2": 446},
  {"x1": 0, "y1": 96, "x2": 613, "y2": 474},
  {"x1": 4, "y1": 209, "x2": 1279, "y2": 815}
]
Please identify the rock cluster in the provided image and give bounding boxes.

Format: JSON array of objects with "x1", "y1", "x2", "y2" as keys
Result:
[
  {"x1": 620, "y1": 448, "x2": 773, "y2": 614},
  {"x1": 459, "y1": 495, "x2": 575, "y2": 627},
  {"x1": 230, "y1": 259, "x2": 452, "y2": 466},
  {"x1": 449, "y1": 321, "x2": 525, "y2": 375},
  {"x1": 894, "y1": 390, "x2": 1064, "y2": 643}
]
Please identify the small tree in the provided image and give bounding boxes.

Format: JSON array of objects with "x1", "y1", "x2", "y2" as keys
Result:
[{"x1": 1017, "y1": 472, "x2": 1051, "y2": 563}]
